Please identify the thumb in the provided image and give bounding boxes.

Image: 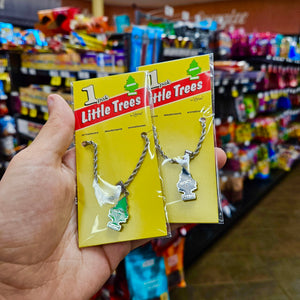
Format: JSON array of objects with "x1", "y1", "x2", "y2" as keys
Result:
[{"x1": 30, "y1": 94, "x2": 75, "y2": 161}]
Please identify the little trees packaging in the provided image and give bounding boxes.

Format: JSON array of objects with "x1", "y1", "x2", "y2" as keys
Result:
[
  {"x1": 139, "y1": 55, "x2": 222, "y2": 223},
  {"x1": 73, "y1": 71, "x2": 168, "y2": 247}
]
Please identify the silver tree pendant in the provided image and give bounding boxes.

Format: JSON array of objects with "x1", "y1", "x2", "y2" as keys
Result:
[{"x1": 177, "y1": 166, "x2": 197, "y2": 201}]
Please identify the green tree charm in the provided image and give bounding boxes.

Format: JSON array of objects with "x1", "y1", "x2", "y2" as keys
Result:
[
  {"x1": 124, "y1": 75, "x2": 138, "y2": 96},
  {"x1": 187, "y1": 59, "x2": 201, "y2": 80},
  {"x1": 107, "y1": 196, "x2": 129, "y2": 231}
]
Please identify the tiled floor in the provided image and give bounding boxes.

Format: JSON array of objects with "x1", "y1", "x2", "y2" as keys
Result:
[{"x1": 170, "y1": 163, "x2": 300, "y2": 300}]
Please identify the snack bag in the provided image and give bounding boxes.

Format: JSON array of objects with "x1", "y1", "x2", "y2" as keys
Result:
[
  {"x1": 125, "y1": 243, "x2": 169, "y2": 300},
  {"x1": 161, "y1": 235, "x2": 186, "y2": 289},
  {"x1": 73, "y1": 71, "x2": 168, "y2": 247},
  {"x1": 139, "y1": 55, "x2": 221, "y2": 223}
]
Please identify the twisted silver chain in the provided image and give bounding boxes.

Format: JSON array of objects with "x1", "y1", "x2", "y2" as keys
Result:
[
  {"x1": 82, "y1": 132, "x2": 149, "y2": 190},
  {"x1": 153, "y1": 117, "x2": 206, "y2": 163},
  {"x1": 82, "y1": 140, "x2": 98, "y2": 181}
]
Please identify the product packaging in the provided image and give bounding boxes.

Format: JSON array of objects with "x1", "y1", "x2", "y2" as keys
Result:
[
  {"x1": 139, "y1": 54, "x2": 222, "y2": 224},
  {"x1": 161, "y1": 235, "x2": 186, "y2": 289},
  {"x1": 73, "y1": 71, "x2": 169, "y2": 247},
  {"x1": 125, "y1": 243, "x2": 169, "y2": 300}
]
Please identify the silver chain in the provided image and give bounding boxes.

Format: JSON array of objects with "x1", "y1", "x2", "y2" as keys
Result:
[
  {"x1": 82, "y1": 140, "x2": 98, "y2": 181},
  {"x1": 153, "y1": 117, "x2": 206, "y2": 163},
  {"x1": 82, "y1": 132, "x2": 149, "y2": 191}
]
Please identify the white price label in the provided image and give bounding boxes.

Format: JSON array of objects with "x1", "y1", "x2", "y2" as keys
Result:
[
  {"x1": 40, "y1": 106, "x2": 48, "y2": 113},
  {"x1": 164, "y1": 5, "x2": 174, "y2": 17},
  {"x1": 29, "y1": 68, "x2": 37, "y2": 75},
  {"x1": 219, "y1": 86, "x2": 225, "y2": 94},
  {"x1": 194, "y1": 14, "x2": 201, "y2": 22},
  {"x1": 97, "y1": 72, "x2": 108, "y2": 78},
  {"x1": 21, "y1": 67, "x2": 28, "y2": 74},
  {"x1": 181, "y1": 11, "x2": 190, "y2": 21},
  {"x1": 49, "y1": 70, "x2": 59, "y2": 77},
  {"x1": 222, "y1": 78, "x2": 229, "y2": 86},
  {"x1": 78, "y1": 71, "x2": 90, "y2": 79},
  {"x1": 60, "y1": 71, "x2": 71, "y2": 78}
]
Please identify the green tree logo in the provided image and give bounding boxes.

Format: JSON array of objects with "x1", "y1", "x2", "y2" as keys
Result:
[
  {"x1": 187, "y1": 59, "x2": 201, "y2": 80},
  {"x1": 107, "y1": 196, "x2": 129, "y2": 231},
  {"x1": 124, "y1": 75, "x2": 139, "y2": 96}
]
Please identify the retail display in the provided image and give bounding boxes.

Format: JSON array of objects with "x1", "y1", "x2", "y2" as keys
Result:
[
  {"x1": 130, "y1": 26, "x2": 164, "y2": 71},
  {"x1": 1, "y1": 4, "x2": 299, "y2": 299},
  {"x1": 0, "y1": 54, "x2": 17, "y2": 176}
]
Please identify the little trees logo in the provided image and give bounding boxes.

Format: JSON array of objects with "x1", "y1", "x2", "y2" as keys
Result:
[
  {"x1": 187, "y1": 59, "x2": 201, "y2": 80},
  {"x1": 124, "y1": 75, "x2": 139, "y2": 96}
]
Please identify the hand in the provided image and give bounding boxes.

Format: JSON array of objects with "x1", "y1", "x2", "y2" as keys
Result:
[{"x1": 0, "y1": 94, "x2": 226, "y2": 299}]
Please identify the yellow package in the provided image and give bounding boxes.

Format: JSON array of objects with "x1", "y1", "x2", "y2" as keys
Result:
[
  {"x1": 73, "y1": 71, "x2": 168, "y2": 247},
  {"x1": 139, "y1": 55, "x2": 222, "y2": 223}
]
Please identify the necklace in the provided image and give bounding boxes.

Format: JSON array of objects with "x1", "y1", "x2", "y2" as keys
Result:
[
  {"x1": 153, "y1": 117, "x2": 206, "y2": 201},
  {"x1": 82, "y1": 132, "x2": 149, "y2": 231}
]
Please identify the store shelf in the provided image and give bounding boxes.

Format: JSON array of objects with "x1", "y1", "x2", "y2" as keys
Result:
[
  {"x1": 232, "y1": 56, "x2": 300, "y2": 68},
  {"x1": 20, "y1": 67, "x2": 110, "y2": 79},
  {"x1": 214, "y1": 70, "x2": 264, "y2": 87},
  {"x1": 162, "y1": 47, "x2": 206, "y2": 58},
  {"x1": 183, "y1": 167, "x2": 288, "y2": 269},
  {"x1": 15, "y1": 116, "x2": 44, "y2": 140}
]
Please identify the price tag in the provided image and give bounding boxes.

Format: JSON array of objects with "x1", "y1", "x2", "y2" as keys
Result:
[
  {"x1": 222, "y1": 78, "x2": 229, "y2": 86},
  {"x1": 231, "y1": 87, "x2": 239, "y2": 98},
  {"x1": 78, "y1": 71, "x2": 90, "y2": 79},
  {"x1": 0, "y1": 73, "x2": 8, "y2": 81},
  {"x1": 97, "y1": 72, "x2": 109, "y2": 78},
  {"x1": 29, "y1": 68, "x2": 37, "y2": 75},
  {"x1": 234, "y1": 78, "x2": 240, "y2": 85},
  {"x1": 21, "y1": 67, "x2": 28, "y2": 74},
  {"x1": 242, "y1": 86, "x2": 248, "y2": 93},
  {"x1": 65, "y1": 77, "x2": 75, "y2": 88},
  {"x1": 164, "y1": 5, "x2": 174, "y2": 17},
  {"x1": 40, "y1": 106, "x2": 48, "y2": 113},
  {"x1": 49, "y1": 70, "x2": 59, "y2": 77},
  {"x1": 43, "y1": 112, "x2": 49, "y2": 121},
  {"x1": 29, "y1": 107, "x2": 38, "y2": 118},
  {"x1": 21, "y1": 106, "x2": 29, "y2": 115},
  {"x1": 60, "y1": 71, "x2": 71, "y2": 78},
  {"x1": 218, "y1": 86, "x2": 225, "y2": 94},
  {"x1": 194, "y1": 14, "x2": 201, "y2": 22},
  {"x1": 241, "y1": 78, "x2": 249, "y2": 84},
  {"x1": 51, "y1": 76, "x2": 62, "y2": 87},
  {"x1": 181, "y1": 11, "x2": 190, "y2": 21},
  {"x1": 40, "y1": 106, "x2": 49, "y2": 120}
]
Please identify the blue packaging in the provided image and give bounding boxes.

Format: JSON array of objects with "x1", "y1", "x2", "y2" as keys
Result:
[{"x1": 125, "y1": 243, "x2": 169, "y2": 300}]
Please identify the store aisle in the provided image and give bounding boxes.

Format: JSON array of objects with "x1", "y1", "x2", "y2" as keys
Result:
[{"x1": 170, "y1": 163, "x2": 300, "y2": 300}]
